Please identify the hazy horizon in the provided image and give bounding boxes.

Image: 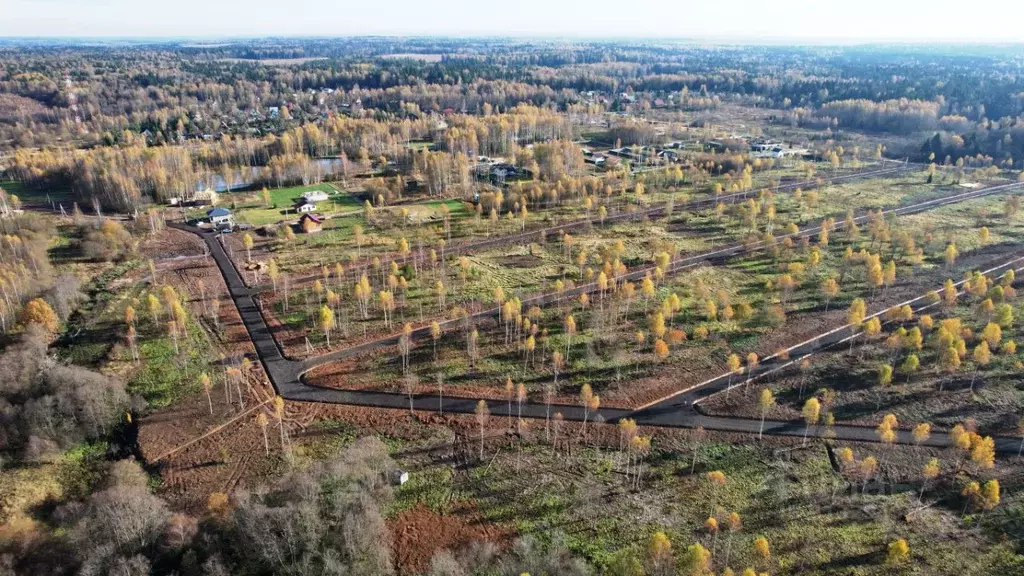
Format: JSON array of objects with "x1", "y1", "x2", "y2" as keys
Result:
[
  {"x1": 3, "y1": 0, "x2": 1023, "y2": 43},
  {"x1": 2, "y1": 35, "x2": 1023, "y2": 47}
]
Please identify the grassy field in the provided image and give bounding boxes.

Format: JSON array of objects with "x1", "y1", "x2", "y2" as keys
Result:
[
  {"x1": 245, "y1": 161, "x2": 850, "y2": 279},
  {"x1": 50, "y1": 247, "x2": 223, "y2": 409},
  {"x1": 704, "y1": 262, "x2": 1024, "y2": 434},
  {"x1": 0, "y1": 179, "x2": 74, "y2": 208},
  {"x1": 230, "y1": 183, "x2": 362, "y2": 226},
  {"x1": 268, "y1": 233, "x2": 579, "y2": 350},
  {"x1": 178, "y1": 182, "x2": 362, "y2": 227},
  {"x1": 257, "y1": 162, "x2": 906, "y2": 291},
  {"x1": 127, "y1": 323, "x2": 215, "y2": 408},
  {"x1": 336, "y1": 188, "x2": 1024, "y2": 410}
]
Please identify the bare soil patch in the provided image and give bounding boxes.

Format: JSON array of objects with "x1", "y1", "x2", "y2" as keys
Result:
[
  {"x1": 389, "y1": 503, "x2": 512, "y2": 575},
  {"x1": 136, "y1": 243, "x2": 285, "y2": 511},
  {"x1": 140, "y1": 227, "x2": 207, "y2": 260}
]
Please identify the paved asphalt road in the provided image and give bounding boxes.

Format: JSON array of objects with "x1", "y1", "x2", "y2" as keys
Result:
[{"x1": 169, "y1": 176, "x2": 1024, "y2": 455}]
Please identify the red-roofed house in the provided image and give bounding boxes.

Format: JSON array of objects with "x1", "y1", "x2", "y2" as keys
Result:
[{"x1": 300, "y1": 213, "x2": 324, "y2": 233}]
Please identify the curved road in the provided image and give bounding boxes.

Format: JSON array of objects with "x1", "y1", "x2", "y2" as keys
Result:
[{"x1": 171, "y1": 177, "x2": 1024, "y2": 455}]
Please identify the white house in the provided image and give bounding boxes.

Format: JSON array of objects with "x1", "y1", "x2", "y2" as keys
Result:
[
  {"x1": 207, "y1": 207, "x2": 233, "y2": 227},
  {"x1": 295, "y1": 201, "x2": 317, "y2": 214},
  {"x1": 302, "y1": 190, "x2": 330, "y2": 203}
]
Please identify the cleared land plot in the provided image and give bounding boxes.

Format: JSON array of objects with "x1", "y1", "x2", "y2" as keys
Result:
[{"x1": 306, "y1": 190, "x2": 1024, "y2": 410}]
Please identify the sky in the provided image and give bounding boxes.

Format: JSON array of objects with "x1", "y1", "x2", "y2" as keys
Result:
[{"x1": 2, "y1": 0, "x2": 1023, "y2": 43}]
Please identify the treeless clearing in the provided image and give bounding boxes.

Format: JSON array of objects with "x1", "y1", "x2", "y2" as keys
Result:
[{"x1": 390, "y1": 503, "x2": 512, "y2": 575}]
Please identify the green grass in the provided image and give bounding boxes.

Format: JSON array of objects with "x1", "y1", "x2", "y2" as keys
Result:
[
  {"x1": 292, "y1": 419, "x2": 359, "y2": 462},
  {"x1": 0, "y1": 179, "x2": 74, "y2": 207},
  {"x1": 55, "y1": 442, "x2": 111, "y2": 501},
  {"x1": 392, "y1": 465, "x2": 457, "y2": 516},
  {"x1": 189, "y1": 182, "x2": 362, "y2": 227},
  {"x1": 56, "y1": 259, "x2": 142, "y2": 366},
  {"x1": 423, "y1": 199, "x2": 466, "y2": 212},
  {"x1": 128, "y1": 323, "x2": 215, "y2": 408},
  {"x1": 351, "y1": 186, "x2": 1024, "y2": 404},
  {"x1": 234, "y1": 186, "x2": 362, "y2": 226}
]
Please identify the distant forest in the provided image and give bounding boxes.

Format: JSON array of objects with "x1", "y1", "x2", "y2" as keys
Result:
[{"x1": 1, "y1": 39, "x2": 1023, "y2": 209}]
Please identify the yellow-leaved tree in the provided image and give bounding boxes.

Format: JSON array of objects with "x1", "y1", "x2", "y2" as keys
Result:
[
  {"x1": 319, "y1": 305, "x2": 335, "y2": 347},
  {"x1": 758, "y1": 388, "x2": 775, "y2": 439},
  {"x1": 21, "y1": 298, "x2": 59, "y2": 333},
  {"x1": 645, "y1": 531, "x2": 673, "y2": 576}
]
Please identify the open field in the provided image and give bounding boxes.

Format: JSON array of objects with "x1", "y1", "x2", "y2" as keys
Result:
[
  {"x1": 381, "y1": 53, "x2": 445, "y2": 62},
  {"x1": 224, "y1": 160, "x2": 850, "y2": 280},
  {"x1": 0, "y1": 179, "x2": 74, "y2": 208},
  {"x1": 306, "y1": 192, "x2": 1024, "y2": 408},
  {"x1": 180, "y1": 182, "x2": 362, "y2": 227},
  {"x1": 216, "y1": 57, "x2": 328, "y2": 65},
  {"x1": 263, "y1": 170, "x2": 1011, "y2": 363},
  {"x1": 246, "y1": 165, "x2": 914, "y2": 352}
]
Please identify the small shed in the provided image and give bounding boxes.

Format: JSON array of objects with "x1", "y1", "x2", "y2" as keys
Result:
[{"x1": 299, "y1": 213, "x2": 323, "y2": 233}]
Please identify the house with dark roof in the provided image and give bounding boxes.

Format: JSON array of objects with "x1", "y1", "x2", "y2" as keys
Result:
[
  {"x1": 206, "y1": 207, "x2": 233, "y2": 227},
  {"x1": 294, "y1": 201, "x2": 318, "y2": 214},
  {"x1": 657, "y1": 150, "x2": 680, "y2": 162}
]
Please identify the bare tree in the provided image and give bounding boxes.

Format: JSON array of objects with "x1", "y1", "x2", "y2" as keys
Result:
[
  {"x1": 404, "y1": 373, "x2": 419, "y2": 413},
  {"x1": 475, "y1": 400, "x2": 490, "y2": 460},
  {"x1": 256, "y1": 412, "x2": 269, "y2": 455}
]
